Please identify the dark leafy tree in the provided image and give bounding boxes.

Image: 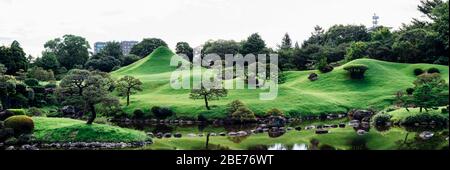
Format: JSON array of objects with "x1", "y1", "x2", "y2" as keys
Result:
[
  {"x1": 44, "y1": 35, "x2": 90, "y2": 70},
  {"x1": 57, "y1": 69, "x2": 117, "y2": 124},
  {"x1": 130, "y1": 38, "x2": 168, "y2": 58},
  {"x1": 35, "y1": 51, "x2": 60, "y2": 72},
  {"x1": 175, "y1": 42, "x2": 194, "y2": 62},
  {"x1": 0, "y1": 41, "x2": 28, "y2": 75},
  {"x1": 241, "y1": 33, "x2": 266, "y2": 55},
  {"x1": 279, "y1": 33, "x2": 292, "y2": 50},
  {"x1": 412, "y1": 73, "x2": 448, "y2": 112},
  {"x1": 121, "y1": 54, "x2": 141, "y2": 66}
]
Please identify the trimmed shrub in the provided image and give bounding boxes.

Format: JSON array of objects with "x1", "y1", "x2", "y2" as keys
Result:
[
  {"x1": 227, "y1": 100, "x2": 245, "y2": 115},
  {"x1": 401, "y1": 113, "x2": 448, "y2": 127},
  {"x1": 27, "y1": 107, "x2": 43, "y2": 116},
  {"x1": 343, "y1": 64, "x2": 369, "y2": 79},
  {"x1": 427, "y1": 67, "x2": 440, "y2": 74},
  {"x1": 7, "y1": 109, "x2": 26, "y2": 116},
  {"x1": 372, "y1": 113, "x2": 392, "y2": 126},
  {"x1": 151, "y1": 106, "x2": 174, "y2": 119},
  {"x1": 133, "y1": 109, "x2": 145, "y2": 119},
  {"x1": 266, "y1": 108, "x2": 284, "y2": 117},
  {"x1": 413, "y1": 68, "x2": 424, "y2": 76},
  {"x1": 319, "y1": 65, "x2": 334, "y2": 73},
  {"x1": 406, "y1": 88, "x2": 415, "y2": 95},
  {"x1": 197, "y1": 114, "x2": 207, "y2": 122},
  {"x1": 24, "y1": 78, "x2": 39, "y2": 87},
  {"x1": 4, "y1": 115, "x2": 34, "y2": 135},
  {"x1": 15, "y1": 83, "x2": 27, "y2": 95},
  {"x1": 231, "y1": 107, "x2": 256, "y2": 122}
]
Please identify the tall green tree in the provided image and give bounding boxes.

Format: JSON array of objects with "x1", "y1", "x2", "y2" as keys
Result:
[
  {"x1": 0, "y1": 41, "x2": 28, "y2": 75},
  {"x1": 35, "y1": 51, "x2": 60, "y2": 72},
  {"x1": 44, "y1": 35, "x2": 90, "y2": 70},
  {"x1": 280, "y1": 33, "x2": 292, "y2": 50},
  {"x1": 116, "y1": 76, "x2": 143, "y2": 106},
  {"x1": 175, "y1": 42, "x2": 194, "y2": 62},
  {"x1": 241, "y1": 33, "x2": 266, "y2": 55},
  {"x1": 100, "y1": 41, "x2": 123, "y2": 60}
]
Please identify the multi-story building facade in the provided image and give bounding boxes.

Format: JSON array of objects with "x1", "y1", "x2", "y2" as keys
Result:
[{"x1": 94, "y1": 41, "x2": 138, "y2": 55}]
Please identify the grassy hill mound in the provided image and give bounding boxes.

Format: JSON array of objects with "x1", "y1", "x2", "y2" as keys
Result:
[
  {"x1": 111, "y1": 48, "x2": 449, "y2": 119},
  {"x1": 33, "y1": 117, "x2": 150, "y2": 142}
]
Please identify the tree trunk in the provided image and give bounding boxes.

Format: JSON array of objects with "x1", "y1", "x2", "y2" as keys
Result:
[
  {"x1": 419, "y1": 107, "x2": 423, "y2": 112},
  {"x1": 86, "y1": 104, "x2": 96, "y2": 125},
  {"x1": 126, "y1": 90, "x2": 130, "y2": 106},
  {"x1": 205, "y1": 133, "x2": 211, "y2": 149},
  {"x1": 204, "y1": 94, "x2": 210, "y2": 110}
]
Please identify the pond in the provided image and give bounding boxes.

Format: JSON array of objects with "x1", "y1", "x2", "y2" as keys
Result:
[{"x1": 114, "y1": 119, "x2": 449, "y2": 150}]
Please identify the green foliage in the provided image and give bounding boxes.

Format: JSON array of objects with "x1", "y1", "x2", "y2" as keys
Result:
[
  {"x1": 130, "y1": 38, "x2": 168, "y2": 57},
  {"x1": 317, "y1": 57, "x2": 333, "y2": 73},
  {"x1": 427, "y1": 67, "x2": 440, "y2": 74},
  {"x1": 201, "y1": 40, "x2": 240, "y2": 59},
  {"x1": 414, "y1": 68, "x2": 425, "y2": 76},
  {"x1": 401, "y1": 112, "x2": 448, "y2": 127},
  {"x1": 345, "y1": 41, "x2": 368, "y2": 61},
  {"x1": 406, "y1": 88, "x2": 415, "y2": 95},
  {"x1": 266, "y1": 108, "x2": 284, "y2": 117},
  {"x1": 121, "y1": 54, "x2": 141, "y2": 66},
  {"x1": 116, "y1": 76, "x2": 143, "y2": 106},
  {"x1": 0, "y1": 41, "x2": 28, "y2": 75},
  {"x1": 99, "y1": 41, "x2": 123, "y2": 60},
  {"x1": 24, "y1": 78, "x2": 39, "y2": 86},
  {"x1": 34, "y1": 51, "x2": 60, "y2": 72},
  {"x1": 133, "y1": 109, "x2": 145, "y2": 119},
  {"x1": 4, "y1": 115, "x2": 34, "y2": 135},
  {"x1": 190, "y1": 83, "x2": 228, "y2": 110},
  {"x1": 57, "y1": 69, "x2": 118, "y2": 124},
  {"x1": 227, "y1": 100, "x2": 246, "y2": 114},
  {"x1": 27, "y1": 107, "x2": 43, "y2": 116},
  {"x1": 175, "y1": 42, "x2": 194, "y2": 62},
  {"x1": 372, "y1": 113, "x2": 392, "y2": 126},
  {"x1": 231, "y1": 107, "x2": 256, "y2": 122},
  {"x1": 280, "y1": 33, "x2": 292, "y2": 50},
  {"x1": 343, "y1": 64, "x2": 369, "y2": 79},
  {"x1": 241, "y1": 33, "x2": 266, "y2": 55},
  {"x1": 411, "y1": 73, "x2": 448, "y2": 112},
  {"x1": 44, "y1": 34, "x2": 90, "y2": 70},
  {"x1": 151, "y1": 106, "x2": 174, "y2": 119},
  {"x1": 27, "y1": 67, "x2": 55, "y2": 81},
  {"x1": 85, "y1": 55, "x2": 121, "y2": 72}
]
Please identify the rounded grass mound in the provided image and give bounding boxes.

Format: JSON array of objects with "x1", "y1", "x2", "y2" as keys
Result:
[
  {"x1": 111, "y1": 47, "x2": 450, "y2": 119},
  {"x1": 32, "y1": 117, "x2": 149, "y2": 143},
  {"x1": 4, "y1": 115, "x2": 34, "y2": 135}
]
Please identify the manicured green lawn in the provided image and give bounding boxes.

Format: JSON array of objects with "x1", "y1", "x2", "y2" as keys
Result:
[
  {"x1": 111, "y1": 47, "x2": 449, "y2": 119},
  {"x1": 32, "y1": 117, "x2": 150, "y2": 143}
]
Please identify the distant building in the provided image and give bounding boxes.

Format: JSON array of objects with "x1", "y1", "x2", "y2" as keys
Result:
[
  {"x1": 94, "y1": 42, "x2": 107, "y2": 54},
  {"x1": 93, "y1": 41, "x2": 138, "y2": 55},
  {"x1": 120, "y1": 41, "x2": 138, "y2": 55}
]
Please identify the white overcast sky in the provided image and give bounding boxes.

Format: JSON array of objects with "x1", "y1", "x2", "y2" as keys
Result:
[{"x1": 0, "y1": 0, "x2": 424, "y2": 57}]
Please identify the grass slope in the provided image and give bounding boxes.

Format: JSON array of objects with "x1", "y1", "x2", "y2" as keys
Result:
[
  {"x1": 112, "y1": 47, "x2": 449, "y2": 119},
  {"x1": 33, "y1": 117, "x2": 150, "y2": 142},
  {"x1": 387, "y1": 107, "x2": 448, "y2": 123}
]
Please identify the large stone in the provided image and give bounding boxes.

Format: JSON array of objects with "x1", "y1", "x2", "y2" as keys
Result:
[
  {"x1": 267, "y1": 116, "x2": 287, "y2": 127},
  {"x1": 163, "y1": 133, "x2": 172, "y2": 138},
  {"x1": 174, "y1": 133, "x2": 182, "y2": 138},
  {"x1": 356, "y1": 129, "x2": 367, "y2": 136},
  {"x1": 228, "y1": 132, "x2": 238, "y2": 137},
  {"x1": 315, "y1": 129, "x2": 329, "y2": 134},
  {"x1": 348, "y1": 110, "x2": 373, "y2": 121},
  {"x1": 308, "y1": 73, "x2": 319, "y2": 81},
  {"x1": 419, "y1": 131, "x2": 434, "y2": 140},
  {"x1": 338, "y1": 123, "x2": 346, "y2": 128},
  {"x1": 237, "y1": 131, "x2": 248, "y2": 137}
]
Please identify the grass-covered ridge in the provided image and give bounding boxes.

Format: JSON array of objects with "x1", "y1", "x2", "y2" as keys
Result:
[
  {"x1": 32, "y1": 117, "x2": 150, "y2": 143},
  {"x1": 111, "y1": 47, "x2": 449, "y2": 118}
]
